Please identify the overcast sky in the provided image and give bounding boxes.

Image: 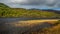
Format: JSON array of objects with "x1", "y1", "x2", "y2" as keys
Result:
[{"x1": 0, "y1": 0, "x2": 60, "y2": 10}]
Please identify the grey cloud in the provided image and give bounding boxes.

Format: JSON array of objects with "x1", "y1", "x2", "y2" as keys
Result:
[
  {"x1": 15, "y1": 0, "x2": 46, "y2": 5},
  {"x1": 45, "y1": 0, "x2": 55, "y2": 6},
  {"x1": 57, "y1": 3, "x2": 60, "y2": 7},
  {"x1": 12, "y1": 0, "x2": 59, "y2": 7},
  {"x1": 0, "y1": 0, "x2": 12, "y2": 3},
  {"x1": 46, "y1": 2, "x2": 56, "y2": 7},
  {"x1": 0, "y1": 0, "x2": 60, "y2": 8}
]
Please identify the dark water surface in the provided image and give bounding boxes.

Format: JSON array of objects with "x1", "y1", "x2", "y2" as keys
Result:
[
  {"x1": 0, "y1": 18, "x2": 59, "y2": 22},
  {"x1": 0, "y1": 18, "x2": 41, "y2": 22}
]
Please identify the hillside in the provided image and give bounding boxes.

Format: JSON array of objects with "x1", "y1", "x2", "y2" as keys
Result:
[
  {"x1": 0, "y1": 3, "x2": 9, "y2": 8},
  {"x1": 0, "y1": 3, "x2": 60, "y2": 18}
]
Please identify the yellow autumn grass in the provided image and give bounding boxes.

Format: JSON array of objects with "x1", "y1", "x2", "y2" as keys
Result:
[
  {"x1": 48, "y1": 24, "x2": 60, "y2": 31},
  {"x1": 8, "y1": 19, "x2": 59, "y2": 27},
  {"x1": 40, "y1": 24, "x2": 60, "y2": 34}
]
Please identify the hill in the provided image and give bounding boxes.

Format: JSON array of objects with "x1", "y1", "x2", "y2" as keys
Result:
[
  {"x1": 0, "y1": 3, "x2": 9, "y2": 8},
  {"x1": 0, "y1": 3, "x2": 60, "y2": 18}
]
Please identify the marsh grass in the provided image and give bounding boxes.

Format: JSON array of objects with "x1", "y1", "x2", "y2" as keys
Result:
[
  {"x1": 0, "y1": 19, "x2": 60, "y2": 34},
  {"x1": 27, "y1": 20, "x2": 60, "y2": 34}
]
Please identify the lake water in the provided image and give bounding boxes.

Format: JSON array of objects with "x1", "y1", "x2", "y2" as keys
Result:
[
  {"x1": 0, "y1": 18, "x2": 59, "y2": 22},
  {"x1": 0, "y1": 18, "x2": 41, "y2": 22}
]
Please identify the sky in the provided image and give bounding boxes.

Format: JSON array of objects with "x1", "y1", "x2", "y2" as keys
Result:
[{"x1": 0, "y1": 0, "x2": 60, "y2": 10}]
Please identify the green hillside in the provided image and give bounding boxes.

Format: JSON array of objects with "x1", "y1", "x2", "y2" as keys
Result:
[
  {"x1": 0, "y1": 3, "x2": 60, "y2": 18},
  {"x1": 0, "y1": 3, "x2": 9, "y2": 8}
]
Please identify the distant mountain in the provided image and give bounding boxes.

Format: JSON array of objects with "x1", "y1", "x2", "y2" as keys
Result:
[
  {"x1": 41, "y1": 9, "x2": 60, "y2": 14},
  {"x1": 29, "y1": 8, "x2": 60, "y2": 14},
  {"x1": 29, "y1": 8, "x2": 40, "y2": 10}
]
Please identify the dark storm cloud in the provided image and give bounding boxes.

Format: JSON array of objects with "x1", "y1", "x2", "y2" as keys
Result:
[
  {"x1": 0, "y1": 0, "x2": 60, "y2": 8},
  {"x1": 11, "y1": 0, "x2": 59, "y2": 7},
  {"x1": 19, "y1": 0, "x2": 46, "y2": 5}
]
